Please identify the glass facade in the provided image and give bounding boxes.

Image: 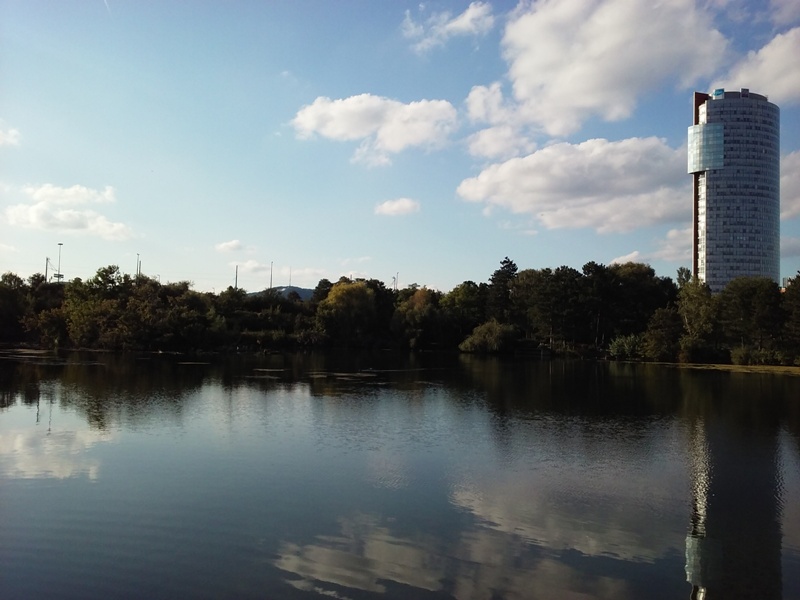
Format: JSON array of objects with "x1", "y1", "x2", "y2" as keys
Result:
[{"x1": 689, "y1": 90, "x2": 780, "y2": 293}]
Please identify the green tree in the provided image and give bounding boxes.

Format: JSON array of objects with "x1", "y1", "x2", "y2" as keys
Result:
[
  {"x1": 608, "y1": 262, "x2": 677, "y2": 337},
  {"x1": 311, "y1": 278, "x2": 333, "y2": 305},
  {"x1": 0, "y1": 272, "x2": 28, "y2": 342},
  {"x1": 580, "y1": 262, "x2": 615, "y2": 348},
  {"x1": 315, "y1": 281, "x2": 376, "y2": 347},
  {"x1": 440, "y1": 280, "x2": 486, "y2": 344},
  {"x1": 487, "y1": 257, "x2": 518, "y2": 324},
  {"x1": 642, "y1": 307, "x2": 683, "y2": 362},
  {"x1": 676, "y1": 266, "x2": 692, "y2": 288},
  {"x1": 717, "y1": 277, "x2": 784, "y2": 351},
  {"x1": 677, "y1": 277, "x2": 717, "y2": 362},
  {"x1": 391, "y1": 287, "x2": 441, "y2": 349},
  {"x1": 784, "y1": 273, "x2": 800, "y2": 358}
]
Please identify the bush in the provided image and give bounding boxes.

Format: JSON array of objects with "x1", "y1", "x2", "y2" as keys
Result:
[
  {"x1": 459, "y1": 319, "x2": 515, "y2": 353},
  {"x1": 608, "y1": 333, "x2": 643, "y2": 360},
  {"x1": 731, "y1": 346, "x2": 785, "y2": 366}
]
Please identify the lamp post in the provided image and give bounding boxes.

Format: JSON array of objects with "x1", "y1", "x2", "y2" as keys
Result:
[{"x1": 57, "y1": 243, "x2": 63, "y2": 283}]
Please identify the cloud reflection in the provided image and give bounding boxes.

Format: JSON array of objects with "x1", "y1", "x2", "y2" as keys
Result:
[{"x1": 0, "y1": 427, "x2": 112, "y2": 480}]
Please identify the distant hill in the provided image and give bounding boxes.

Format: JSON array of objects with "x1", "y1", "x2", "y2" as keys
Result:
[{"x1": 247, "y1": 286, "x2": 314, "y2": 301}]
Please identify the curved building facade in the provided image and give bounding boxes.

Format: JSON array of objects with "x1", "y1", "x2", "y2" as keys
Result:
[{"x1": 688, "y1": 88, "x2": 780, "y2": 293}]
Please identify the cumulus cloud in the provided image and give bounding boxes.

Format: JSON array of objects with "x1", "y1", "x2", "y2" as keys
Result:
[
  {"x1": 375, "y1": 198, "x2": 420, "y2": 216},
  {"x1": 465, "y1": 82, "x2": 516, "y2": 126},
  {"x1": 651, "y1": 227, "x2": 693, "y2": 262},
  {"x1": 236, "y1": 259, "x2": 271, "y2": 274},
  {"x1": 5, "y1": 184, "x2": 133, "y2": 240},
  {"x1": 215, "y1": 239, "x2": 244, "y2": 252},
  {"x1": 0, "y1": 124, "x2": 21, "y2": 146},
  {"x1": 467, "y1": 125, "x2": 536, "y2": 160},
  {"x1": 770, "y1": 0, "x2": 800, "y2": 26},
  {"x1": 457, "y1": 137, "x2": 689, "y2": 233},
  {"x1": 711, "y1": 27, "x2": 800, "y2": 106},
  {"x1": 500, "y1": 0, "x2": 727, "y2": 136},
  {"x1": 21, "y1": 183, "x2": 116, "y2": 204},
  {"x1": 780, "y1": 151, "x2": 800, "y2": 220},
  {"x1": 292, "y1": 94, "x2": 457, "y2": 166},
  {"x1": 402, "y1": 2, "x2": 494, "y2": 53},
  {"x1": 610, "y1": 251, "x2": 641, "y2": 265}
]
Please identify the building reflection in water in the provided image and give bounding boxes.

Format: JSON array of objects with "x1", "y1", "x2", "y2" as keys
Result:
[{"x1": 684, "y1": 384, "x2": 782, "y2": 599}]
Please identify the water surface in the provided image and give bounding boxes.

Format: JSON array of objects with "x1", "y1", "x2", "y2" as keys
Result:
[{"x1": 1, "y1": 351, "x2": 798, "y2": 599}]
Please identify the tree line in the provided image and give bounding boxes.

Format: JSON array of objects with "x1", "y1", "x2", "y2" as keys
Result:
[{"x1": 2, "y1": 259, "x2": 800, "y2": 365}]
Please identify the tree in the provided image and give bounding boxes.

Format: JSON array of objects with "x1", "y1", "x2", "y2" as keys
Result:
[
  {"x1": 676, "y1": 266, "x2": 692, "y2": 288},
  {"x1": 608, "y1": 262, "x2": 677, "y2": 337},
  {"x1": 441, "y1": 281, "x2": 486, "y2": 344},
  {"x1": 311, "y1": 278, "x2": 333, "y2": 305},
  {"x1": 0, "y1": 272, "x2": 28, "y2": 342},
  {"x1": 784, "y1": 273, "x2": 800, "y2": 358},
  {"x1": 717, "y1": 277, "x2": 783, "y2": 351},
  {"x1": 642, "y1": 307, "x2": 683, "y2": 362},
  {"x1": 315, "y1": 281, "x2": 376, "y2": 347},
  {"x1": 487, "y1": 257, "x2": 518, "y2": 324},
  {"x1": 391, "y1": 287, "x2": 441, "y2": 349},
  {"x1": 581, "y1": 262, "x2": 615, "y2": 348},
  {"x1": 677, "y1": 277, "x2": 717, "y2": 362}
]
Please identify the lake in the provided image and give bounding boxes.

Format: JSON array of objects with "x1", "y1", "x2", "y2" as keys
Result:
[{"x1": 1, "y1": 350, "x2": 799, "y2": 599}]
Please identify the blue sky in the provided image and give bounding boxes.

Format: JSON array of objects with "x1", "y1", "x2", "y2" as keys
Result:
[{"x1": 2, "y1": 0, "x2": 799, "y2": 292}]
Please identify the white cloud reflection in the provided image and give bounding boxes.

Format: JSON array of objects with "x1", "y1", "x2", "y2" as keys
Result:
[{"x1": 0, "y1": 426, "x2": 112, "y2": 480}]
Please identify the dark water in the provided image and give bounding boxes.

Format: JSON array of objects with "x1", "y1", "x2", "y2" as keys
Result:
[{"x1": 1, "y1": 350, "x2": 799, "y2": 600}]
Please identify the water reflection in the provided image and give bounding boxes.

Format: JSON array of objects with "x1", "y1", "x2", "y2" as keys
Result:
[
  {"x1": 680, "y1": 371, "x2": 783, "y2": 599},
  {"x1": 0, "y1": 352, "x2": 798, "y2": 599},
  {"x1": 0, "y1": 426, "x2": 111, "y2": 479}
]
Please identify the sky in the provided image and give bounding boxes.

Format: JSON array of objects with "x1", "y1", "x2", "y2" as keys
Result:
[{"x1": 1, "y1": 0, "x2": 799, "y2": 293}]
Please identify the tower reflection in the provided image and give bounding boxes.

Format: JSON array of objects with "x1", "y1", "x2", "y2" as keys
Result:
[{"x1": 684, "y1": 376, "x2": 782, "y2": 599}]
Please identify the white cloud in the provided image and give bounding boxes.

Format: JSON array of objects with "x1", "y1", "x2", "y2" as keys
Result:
[
  {"x1": 292, "y1": 94, "x2": 457, "y2": 166},
  {"x1": 610, "y1": 251, "x2": 641, "y2": 265},
  {"x1": 215, "y1": 239, "x2": 244, "y2": 252},
  {"x1": 781, "y1": 151, "x2": 800, "y2": 220},
  {"x1": 465, "y1": 82, "x2": 515, "y2": 125},
  {"x1": 501, "y1": 0, "x2": 727, "y2": 136},
  {"x1": 711, "y1": 27, "x2": 800, "y2": 106},
  {"x1": 375, "y1": 198, "x2": 421, "y2": 216},
  {"x1": 0, "y1": 125, "x2": 21, "y2": 146},
  {"x1": 770, "y1": 0, "x2": 800, "y2": 26},
  {"x1": 457, "y1": 137, "x2": 689, "y2": 233},
  {"x1": 6, "y1": 184, "x2": 133, "y2": 240},
  {"x1": 21, "y1": 183, "x2": 116, "y2": 204},
  {"x1": 237, "y1": 259, "x2": 271, "y2": 274},
  {"x1": 467, "y1": 125, "x2": 536, "y2": 160},
  {"x1": 651, "y1": 227, "x2": 692, "y2": 262},
  {"x1": 403, "y1": 2, "x2": 494, "y2": 53}
]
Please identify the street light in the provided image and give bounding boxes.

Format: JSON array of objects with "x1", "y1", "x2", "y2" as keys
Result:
[{"x1": 57, "y1": 243, "x2": 63, "y2": 283}]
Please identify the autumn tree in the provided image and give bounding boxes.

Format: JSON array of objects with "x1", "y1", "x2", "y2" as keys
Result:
[{"x1": 315, "y1": 280, "x2": 376, "y2": 347}]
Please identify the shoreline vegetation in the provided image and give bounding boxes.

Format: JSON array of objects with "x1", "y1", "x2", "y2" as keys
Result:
[{"x1": 2, "y1": 258, "x2": 800, "y2": 367}]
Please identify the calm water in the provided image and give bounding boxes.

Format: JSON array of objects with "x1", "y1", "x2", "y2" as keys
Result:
[{"x1": 1, "y1": 350, "x2": 799, "y2": 600}]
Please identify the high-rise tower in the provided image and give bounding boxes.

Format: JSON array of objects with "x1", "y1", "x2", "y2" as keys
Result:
[{"x1": 688, "y1": 88, "x2": 780, "y2": 292}]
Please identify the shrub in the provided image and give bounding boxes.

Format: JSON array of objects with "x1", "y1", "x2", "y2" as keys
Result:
[
  {"x1": 608, "y1": 333, "x2": 643, "y2": 360},
  {"x1": 459, "y1": 319, "x2": 515, "y2": 353}
]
